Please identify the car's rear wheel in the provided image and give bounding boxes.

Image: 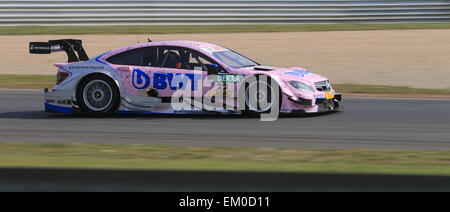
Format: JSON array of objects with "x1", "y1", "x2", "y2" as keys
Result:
[{"x1": 77, "y1": 75, "x2": 120, "y2": 116}]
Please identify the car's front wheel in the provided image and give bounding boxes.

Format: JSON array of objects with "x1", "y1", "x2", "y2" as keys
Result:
[
  {"x1": 77, "y1": 75, "x2": 120, "y2": 116},
  {"x1": 243, "y1": 75, "x2": 281, "y2": 115}
]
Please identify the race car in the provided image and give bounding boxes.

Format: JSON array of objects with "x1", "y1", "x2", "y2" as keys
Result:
[{"x1": 29, "y1": 39, "x2": 342, "y2": 117}]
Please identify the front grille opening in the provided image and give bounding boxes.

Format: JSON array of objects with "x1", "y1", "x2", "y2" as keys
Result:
[
  {"x1": 314, "y1": 80, "x2": 331, "y2": 92},
  {"x1": 316, "y1": 99, "x2": 333, "y2": 105}
]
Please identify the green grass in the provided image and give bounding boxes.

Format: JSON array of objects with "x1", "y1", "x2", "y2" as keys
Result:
[
  {"x1": 1, "y1": 23, "x2": 450, "y2": 35},
  {"x1": 0, "y1": 74, "x2": 54, "y2": 89},
  {"x1": 1, "y1": 143, "x2": 450, "y2": 175},
  {"x1": 1, "y1": 74, "x2": 450, "y2": 96}
]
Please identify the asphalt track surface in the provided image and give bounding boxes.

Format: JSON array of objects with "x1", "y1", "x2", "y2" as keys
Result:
[{"x1": 0, "y1": 89, "x2": 449, "y2": 150}]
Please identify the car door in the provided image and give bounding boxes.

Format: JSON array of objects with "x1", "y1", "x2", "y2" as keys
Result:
[
  {"x1": 141, "y1": 46, "x2": 206, "y2": 99},
  {"x1": 155, "y1": 46, "x2": 236, "y2": 111},
  {"x1": 185, "y1": 48, "x2": 240, "y2": 111}
]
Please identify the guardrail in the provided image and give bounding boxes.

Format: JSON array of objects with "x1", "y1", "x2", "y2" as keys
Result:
[
  {"x1": 1, "y1": 168, "x2": 450, "y2": 191},
  {"x1": 0, "y1": 0, "x2": 449, "y2": 25}
]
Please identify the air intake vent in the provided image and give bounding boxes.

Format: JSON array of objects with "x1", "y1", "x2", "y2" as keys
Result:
[{"x1": 253, "y1": 66, "x2": 276, "y2": 71}]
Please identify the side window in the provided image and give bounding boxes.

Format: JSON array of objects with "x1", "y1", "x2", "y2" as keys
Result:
[
  {"x1": 156, "y1": 46, "x2": 224, "y2": 73},
  {"x1": 106, "y1": 47, "x2": 159, "y2": 67},
  {"x1": 160, "y1": 47, "x2": 184, "y2": 69},
  {"x1": 142, "y1": 47, "x2": 158, "y2": 67},
  {"x1": 190, "y1": 51, "x2": 224, "y2": 74},
  {"x1": 106, "y1": 48, "x2": 144, "y2": 66},
  {"x1": 159, "y1": 47, "x2": 192, "y2": 70}
]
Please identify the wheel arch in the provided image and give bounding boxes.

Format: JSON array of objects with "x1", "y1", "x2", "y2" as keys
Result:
[
  {"x1": 239, "y1": 73, "x2": 284, "y2": 111},
  {"x1": 75, "y1": 72, "x2": 123, "y2": 114},
  {"x1": 240, "y1": 74, "x2": 286, "y2": 95},
  {"x1": 76, "y1": 72, "x2": 122, "y2": 99}
]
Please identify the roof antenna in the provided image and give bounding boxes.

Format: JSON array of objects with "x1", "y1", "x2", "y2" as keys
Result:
[{"x1": 148, "y1": 35, "x2": 152, "y2": 43}]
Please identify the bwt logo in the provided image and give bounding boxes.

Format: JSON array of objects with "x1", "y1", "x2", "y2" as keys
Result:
[
  {"x1": 132, "y1": 68, "x2": 201, "y2": 91},
  {"x1": 132, "y1": 69, "x2": 151, "y2": 89}
]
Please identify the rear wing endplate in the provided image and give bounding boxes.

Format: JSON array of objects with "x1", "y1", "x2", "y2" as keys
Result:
[{"x1": 29, "y1": 39, "x2": 89, "y2": 63}]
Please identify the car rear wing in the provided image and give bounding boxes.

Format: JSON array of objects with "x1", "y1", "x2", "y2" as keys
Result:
[{"x1": 29, "y1": 39, "x2": 89, "y2": 63}]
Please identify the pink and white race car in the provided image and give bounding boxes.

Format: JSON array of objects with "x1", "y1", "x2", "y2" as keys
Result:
[{"x1": 29, "y1": 39, "x2": 342, "y2": 117}]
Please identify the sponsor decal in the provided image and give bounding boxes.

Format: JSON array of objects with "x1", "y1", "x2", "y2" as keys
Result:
[
  {"x1": 132, "y1": 68, "x2": 151, "y2": 90},
  {"x1": 209, "y1": 89, "x2": 233, "y2": 97},
  {"x1": 201, "y1": 46, "x2": 226, "y2": 54},
  {"x1": 30, "y1": 45, "x2": 50, "y2": 51},
  {"x1": 314, "y1": 93, "x2": 325, "y2": 98},
  {"x1": 208, "y1": 83, "x2": 234, "y2": 97},
  {"x1": 132, "y1": 68, "x2": 201, "y2": 91},
  {"x1": 325, "y1": 91, "x2": 334, "y2": 100},
  {"x1": 57, "y1": 99, "x2": 72, "y2": 105},
  {"x1": 51, "y1": 44, "x2": 62, "y2": 52},
  {"x1": 285, "y1": 69, "x2": 309, "y2": 77},
  {"x1": 46, "y1": 99, "x2": 71, "y2": 105},
  {"x1": 152, "y1": 104, "x2": 171, "y2": 111},
  {"x1": 215, "y1": 74, "x2": 244, "y2": 83},
  {"x1": 68, "y1": 65, "x2": 105, "y2": 70}
]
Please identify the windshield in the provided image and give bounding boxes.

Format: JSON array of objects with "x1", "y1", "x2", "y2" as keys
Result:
[{"x1": 212, "y1": 50, "x2": 259, "y2": 69}]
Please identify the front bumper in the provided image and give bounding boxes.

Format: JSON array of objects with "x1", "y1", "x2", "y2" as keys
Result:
[
  {"x1": 315, "y1": 98, "x2": 343, "y2": 113},
  {"x1": 284, "y1": 92, "x2": 343, "y2": 113}
]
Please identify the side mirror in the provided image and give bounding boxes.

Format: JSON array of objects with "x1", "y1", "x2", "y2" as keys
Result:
[{"x1": 207, "y1": 64, "x2": 222, "y2": 74}]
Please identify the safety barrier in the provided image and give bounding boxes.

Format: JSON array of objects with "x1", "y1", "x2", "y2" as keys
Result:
[{"x1": 0, "y1": 0, "x2": 449, "y2": 25}]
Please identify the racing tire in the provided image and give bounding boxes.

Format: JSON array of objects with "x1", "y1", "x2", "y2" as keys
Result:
[
  {"x1": 76, "y1": 75, "x2": 120, "y2": 116},
  {"x1": 242, "y1": 75, "x2": 281, "y2": 116}
]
